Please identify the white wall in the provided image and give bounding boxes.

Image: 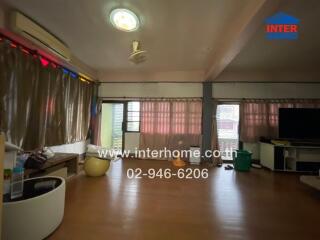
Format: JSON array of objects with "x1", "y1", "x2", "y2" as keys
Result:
[
  {"x1": 243, "y1": 142, "x2": 260, "y2": 160},
  {"x1": 212, "y1": 82, "x2": 320, "y2": 99},
  {"x1": 125, "y1": 133, "x2": 140, "y2": 152},
  {"x1": 213, "y1": 70, "x2": 320, "y2": 83},
  {"x1": 100, "y1": 82, "x2": 320, "y2": 99},
  {"x1": 98, "y1": 70, "x2": 204, "y2": 83},
  {"x1": 99, "y1": 83, "x2": 202, "y2": 98}
]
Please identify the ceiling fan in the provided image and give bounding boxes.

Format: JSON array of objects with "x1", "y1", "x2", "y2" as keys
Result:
[{"x1": 129, "y1": 40, "x2": 147, "y2": 64}]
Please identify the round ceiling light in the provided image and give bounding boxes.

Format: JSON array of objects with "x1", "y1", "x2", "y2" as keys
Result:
[{"x1": 110, "y1": 8, "x2": 140, "y2": 32}]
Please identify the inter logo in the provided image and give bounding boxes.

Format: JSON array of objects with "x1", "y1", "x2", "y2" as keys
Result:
[{"x1": 265, "y1": 12, "x2": 300, "y2": 40}]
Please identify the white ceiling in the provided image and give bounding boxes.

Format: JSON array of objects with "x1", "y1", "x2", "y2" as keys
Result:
[
  {"x1": 3, "y1": 0, "x2": 257, "y2": 74},
  {"x1": 224, "y1": 0, "x2": 320, "y2": 72}
]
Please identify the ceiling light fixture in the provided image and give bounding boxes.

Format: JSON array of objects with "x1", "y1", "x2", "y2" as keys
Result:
[{"x1": 110, "y1": 8, "x2": 140, "y2": 32}]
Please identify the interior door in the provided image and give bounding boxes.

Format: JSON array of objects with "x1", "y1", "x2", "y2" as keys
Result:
[
  {"x1": 216, "y1": 104, "x2": 240, "y2": 160},
  {"x1": 101, "y1": 102, "x2": 125, "y2": 151}
]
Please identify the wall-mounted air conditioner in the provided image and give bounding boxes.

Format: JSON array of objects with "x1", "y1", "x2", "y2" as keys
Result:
[{"x1": 10, "y1": 11, "x2": 71, "y2": 61}]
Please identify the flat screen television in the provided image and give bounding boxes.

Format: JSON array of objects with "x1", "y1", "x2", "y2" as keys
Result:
[{"x1": 279, "y1": 108, "x2": 320, "y2": 140}]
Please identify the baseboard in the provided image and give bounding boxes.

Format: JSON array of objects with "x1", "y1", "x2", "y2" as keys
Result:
[
  {"x1": 223, "y1": 159, "x2": 261, "y2": 164},
  {"x1": 251, "y1": 159, "x2": 261, "y2": 164}
]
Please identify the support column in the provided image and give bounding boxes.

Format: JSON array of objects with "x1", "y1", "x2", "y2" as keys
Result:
[{"x1": 202, "y1": 82, "x2": 213, "y2": 162}]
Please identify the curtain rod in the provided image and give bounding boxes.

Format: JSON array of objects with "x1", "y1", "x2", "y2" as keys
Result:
[
  {"x1": 214, "y1": 98, "x2": 320, "y2": 101},
  {"x1": 0, "y1": 33, "x2": 97, "y2": 84},
  {"x1": 100, "y1": 97, "x2": 202, "y2": 101}
]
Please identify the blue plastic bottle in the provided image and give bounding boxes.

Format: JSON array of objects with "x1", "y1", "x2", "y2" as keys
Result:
[{"x1": 11, "y1": 167, "x2": 24, "y2": 199}]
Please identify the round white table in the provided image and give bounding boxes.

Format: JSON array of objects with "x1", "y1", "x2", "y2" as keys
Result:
[{"x1": 2, "y1": 176, "x2": 65, "y2": 240}]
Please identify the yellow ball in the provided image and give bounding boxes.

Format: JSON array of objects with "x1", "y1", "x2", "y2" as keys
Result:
[{"x1": 84, "y1": 157, "x2": 110, "y2": 177}]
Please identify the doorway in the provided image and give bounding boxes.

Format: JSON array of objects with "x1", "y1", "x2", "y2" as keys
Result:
[
  {"x1": 216, "y1": 104, "x2": 240, "y2": 160},
  {"x1": 101, "y1": 102, "x2": 124, "y2": 150}
]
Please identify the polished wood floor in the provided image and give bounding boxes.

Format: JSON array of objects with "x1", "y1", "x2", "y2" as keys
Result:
[{"x1": 48, "y1": 159, "x2": 319, "y2": 240}]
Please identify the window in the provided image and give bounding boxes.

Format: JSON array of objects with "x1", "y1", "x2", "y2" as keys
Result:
[
  {"x1": 172, "y1": 102, "x2": 186, "y2": 134},
  {"x1": 140, "y1": 101, "x2": 202, "y2": 135},
  {"x1": 140, "y1": 101, "x2": 170, "y2": 134},
  {"x1": 155, "y1": 101, "x2": 170, "y2": 134},
  {"x1": 127, "y1": 101, "x2": 140, "y2": 132}
]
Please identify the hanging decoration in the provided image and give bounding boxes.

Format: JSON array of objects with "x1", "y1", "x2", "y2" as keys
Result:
[{"x1": 0, "y1": 33, "x2": 93, "y2": 84}]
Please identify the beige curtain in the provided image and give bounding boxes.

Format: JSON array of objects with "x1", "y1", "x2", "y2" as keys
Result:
[
  {"x1": 139, "y1": 100, "x2": 202, "y2": 157},
  {"x1": 211, "y1": 101, "x2": 222, "y2": 165},
  {"x1": 0, "y1": 40, "x2": 38, "y2": 149},
  {"x1": 240, "y1": 99, "x2": 320, "y2": 142},
  {"x1": 0, "y1": 40, "x2": 94, "y2": 150}
]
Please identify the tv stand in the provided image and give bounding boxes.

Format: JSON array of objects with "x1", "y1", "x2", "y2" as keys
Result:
[{"x1": 260, "y1": 142, "x2": 320, "y2": 173}]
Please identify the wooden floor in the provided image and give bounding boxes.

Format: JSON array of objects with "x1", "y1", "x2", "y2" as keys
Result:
[{"x1": 48, "y1": 159, "x2": 319, "y2": 240}]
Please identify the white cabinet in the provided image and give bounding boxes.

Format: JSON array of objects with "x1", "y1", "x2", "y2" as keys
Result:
[
  {"x1": 260, "y1": 142, "x2": 320, "y2": 172},
  {"x1": 260, "y1": 142, "x2": 275, "y2": 170}
]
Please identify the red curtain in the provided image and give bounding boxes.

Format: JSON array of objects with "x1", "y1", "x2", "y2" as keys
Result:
[
  {"x1": 240, "y1": 100, "x2": 320, "y2": 142},
  {"x1": 140, "y1": 100, "x2": 202, "y2": 154}
]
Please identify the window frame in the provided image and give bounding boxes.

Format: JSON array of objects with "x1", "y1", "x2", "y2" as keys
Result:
[{"x1": 125, "y1": 101, "x2": 141, "y2": 133}]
